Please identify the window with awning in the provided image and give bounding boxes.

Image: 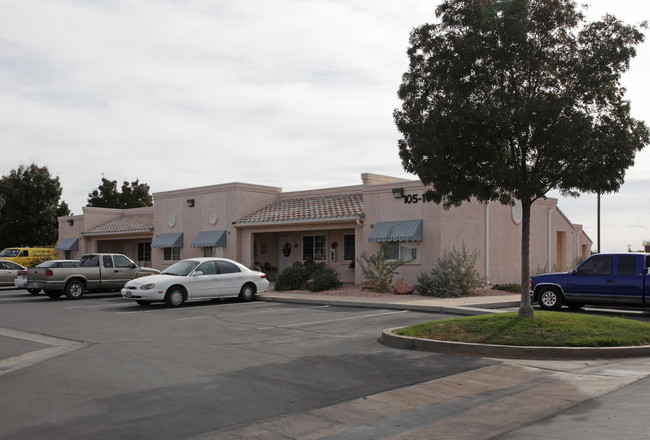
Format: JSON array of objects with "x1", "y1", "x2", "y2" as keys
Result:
[
  {"x1": 368, "y1": 220, "x2": 423, "y2": 242},
  {"x1": 190, "y1": 230, "x2": 226, "y2": 248},
  {"x1": 151, "y1": 232, "x2": 184, "y2": 248}
]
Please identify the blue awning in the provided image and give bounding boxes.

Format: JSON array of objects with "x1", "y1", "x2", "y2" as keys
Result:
[
  {"x1": 151, "y1": 232, "x2": 184, "y2": 248},
  {"x1": 55, "y1": 238, "x2": 79, "y2": 251},
  {"x1": 368, "y1": 220, "x2": 423, "y2": 242},
  {"x1": 190, "y1": 230, "x2": 226, "y2": 247}
]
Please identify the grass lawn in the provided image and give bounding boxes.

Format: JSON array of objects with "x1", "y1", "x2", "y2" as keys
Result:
[{"x1": 394, "y1": 311, "x2": 650, "y2": 347}]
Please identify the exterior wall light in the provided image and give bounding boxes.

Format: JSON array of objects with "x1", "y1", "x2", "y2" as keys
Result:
[
  {"x1": 392, "y1": 188, "x2": 404, "y2": 198},
  {"x1": 67, "y1": 219, "x2": 74, "y2": 225},
  {"x1": 186, "y1": 199, "x2": 195, "y2": 207}
]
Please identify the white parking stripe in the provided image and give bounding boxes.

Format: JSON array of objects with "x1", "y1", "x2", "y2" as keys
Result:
[
  {"x1": 177, "y1": 316, "x2": 211, "y2": 321},
  {"x1": 256, "y1": 310, "x2": 409, "y2": 330}
]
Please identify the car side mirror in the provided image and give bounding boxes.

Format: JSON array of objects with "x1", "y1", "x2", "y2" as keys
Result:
[{"x1": 193, "y1": 271, "x2": 203, "y2": 277}]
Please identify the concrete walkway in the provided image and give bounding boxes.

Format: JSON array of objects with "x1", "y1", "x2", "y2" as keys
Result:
[{"x1": 226, "y1": 291, "x2": 650, "y2": 440}]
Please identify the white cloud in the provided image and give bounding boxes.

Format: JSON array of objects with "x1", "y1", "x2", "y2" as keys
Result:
[{"x1": 0, "y1": 0, "x2": 648, "y2": 252}]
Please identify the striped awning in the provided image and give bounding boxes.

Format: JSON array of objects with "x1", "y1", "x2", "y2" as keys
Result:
[
  {"x1": 55, "y1": 238, "x2": 79, "y2": 251},
  {"x1": 190, "y1": 230, "x2": 226, "y2": 248},
  {"x1": 368, "y1": 220, "x2": 423, "y2": 242},
  {"x1": 151, "y1": 232, "x2": 184, "y2": 248}
]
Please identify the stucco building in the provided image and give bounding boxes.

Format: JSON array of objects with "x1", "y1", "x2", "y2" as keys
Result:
[{"x1": 56, "y1": 173, "x2": 592, "y2": 286}]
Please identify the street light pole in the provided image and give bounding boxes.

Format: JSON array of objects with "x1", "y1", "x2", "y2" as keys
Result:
[{"x1": 597, "y1": 192, "x2": 601, "y2": 254}]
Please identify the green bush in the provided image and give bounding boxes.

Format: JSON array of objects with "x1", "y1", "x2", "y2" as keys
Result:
[
  {"x1": 416, "y1": 245, "x2": 485, "y2": 298},
  {"x1": 357, "y1": 243, "x2": 404, "y2": 292},
  {"x1": 274, "y1": 265, "x2": 308, "y2": 291},
  {"x1": 493, "y1": 283, "x2": 521, "y2": 293},
  {"x1": 309, "y1": 265, "x2": 341, "y2": 292}
]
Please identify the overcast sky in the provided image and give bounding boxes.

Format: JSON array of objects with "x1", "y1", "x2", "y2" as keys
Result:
[{"x1": 1, "y1": 0, "x2": 648, "y2": 253}]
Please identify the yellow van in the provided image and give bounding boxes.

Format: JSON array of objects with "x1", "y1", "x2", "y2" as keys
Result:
[{"x1": 0, "y1": 247, "x2": 58, "y2": 266}]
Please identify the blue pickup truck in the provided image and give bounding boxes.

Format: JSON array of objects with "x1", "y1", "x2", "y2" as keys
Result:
[{"x1": 530, "y1": 253, "x2": 650, "y2": 310}]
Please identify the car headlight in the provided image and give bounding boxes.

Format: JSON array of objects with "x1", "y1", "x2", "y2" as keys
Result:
[{"x1": 140, "y1": 283, "x2": 156, "y2": 290}]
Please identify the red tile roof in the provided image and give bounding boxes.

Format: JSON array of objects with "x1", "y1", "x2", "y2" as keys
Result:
[
  {"x1": 83, "y1": 213, "x2": 154, "y2": 235},
  {"x1": 234, "y1": 193, "x2": 363, "y2": 225}
]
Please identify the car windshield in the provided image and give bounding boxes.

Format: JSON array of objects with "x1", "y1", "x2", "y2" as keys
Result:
[
  {"x1": 0, "y1": 249, "x2": 19, "y2": 257},
  {"x1": 161, "y1": 260, "x2": 199, "y2": 276}
]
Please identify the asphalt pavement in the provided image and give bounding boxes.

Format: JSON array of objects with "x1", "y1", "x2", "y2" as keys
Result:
[{"x1": 2, "y1": 287, "x2": 650, "y2": 439}]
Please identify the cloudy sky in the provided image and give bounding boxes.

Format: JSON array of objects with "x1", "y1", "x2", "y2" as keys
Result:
[{"x1": 1, "y1": 0, "x2": 648, "y2": 253}]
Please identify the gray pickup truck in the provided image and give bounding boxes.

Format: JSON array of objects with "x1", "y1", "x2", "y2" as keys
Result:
[{"x1": 26, "y1": 253, "x2": 159, "y2": 300}]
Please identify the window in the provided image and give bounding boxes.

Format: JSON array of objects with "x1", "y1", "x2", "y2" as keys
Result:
[
  {"x1": 196, "y1": 261, "x2": 217, "y2": 275},
  {"x1": 103, "y1": 255, "x2": 114, "y2": 268},
  {"x1": 203, "y1": 247, "x2": 223, "y2": 258},
  {"x1": 218, "y1": 261, "x2": 241, "y2": 274},
  {"x1": 343, "y1": 235, "x2": 355, "y2": 261},
  {"x1": 137, "y1": 242, "x2": 151, "y2": 263},
  {"x1": 80, "y1": 255, "x2": 99, "y2": 267},
  {"x1": 114, "y1": 255, "x2": 135, "y2": 268},
  {"x1": 617, "y1": 255, "x2": 637, "y2": 276},
  {"x1": 384, "y1": 242, "x2": 418, "y2": 262},
  {"x1": 303, "y1": 235, "x2": 326, "y2": 261},
  {"x1": 164, "y1": 248, "x2": 181, "y2": 261},
  {"x1": 578, "y1": 255, "x2": 612, "y2": 276}
]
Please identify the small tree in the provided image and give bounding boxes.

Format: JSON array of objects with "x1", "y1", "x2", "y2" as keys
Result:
[{"x1": 357, "y1": 244, "x2": 404, "y2": 292}]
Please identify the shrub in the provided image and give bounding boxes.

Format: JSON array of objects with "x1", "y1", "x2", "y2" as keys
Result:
[
  {"x1": 416, "y1": 245, "x2": 485, "y2": 298},
  {"x1": 309, "y1": 265, "x2": 341, "y2": 292},
  {"x1": 274, "y1": 265, "x2": 308, "y2": 291},
  {"x1": 357, "y1": 243, "x2": 404, "y2": 292},
  {"x1": 493, "y1": 283, "x2": 521, "y2": 293}
]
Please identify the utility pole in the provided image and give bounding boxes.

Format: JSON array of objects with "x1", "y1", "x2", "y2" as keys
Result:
[{"x1": 597, "y1": 192, "x2": 601, "y2": 254}]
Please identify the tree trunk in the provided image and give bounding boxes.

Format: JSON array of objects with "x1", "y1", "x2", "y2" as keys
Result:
[{"x1": 518, "y1": 200, "x2": 535, "y2": 318}]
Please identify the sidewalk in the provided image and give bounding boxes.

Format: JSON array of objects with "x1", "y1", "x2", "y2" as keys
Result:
[
  {"x1": 257, "y1": 291, "x2": 522, "y2": 315},
  {"x1": 204, "y1": 290, "x2": 650, "y2": 439}
]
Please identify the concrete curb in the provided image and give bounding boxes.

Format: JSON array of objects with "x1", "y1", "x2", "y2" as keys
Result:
[{"x1": 381, "y1": 328, "x2": 650, "y2": 360}]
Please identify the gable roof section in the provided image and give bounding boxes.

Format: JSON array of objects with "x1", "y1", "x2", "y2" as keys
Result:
[
  {"x1": 234, "y1": 193, "x2": 363, "y2": 225},
  {"x1": 82, "y1": 213, "x2": 154, "y2": 235}
]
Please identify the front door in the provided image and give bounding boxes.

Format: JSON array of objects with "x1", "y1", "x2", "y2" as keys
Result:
[
  {"x1": 189, "y1": 260, "x2": 221, "y2": 298},
  {"x1": 278, "y1": 237, "x2": 293, "y2": 274},
  {"x1": 565, "y1": 254, "x2": 615, "y2": 304}
]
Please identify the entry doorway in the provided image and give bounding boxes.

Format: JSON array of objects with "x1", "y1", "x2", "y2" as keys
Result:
[{"x1": 278, "y1": 237, "x2": 293, "y2": 274}]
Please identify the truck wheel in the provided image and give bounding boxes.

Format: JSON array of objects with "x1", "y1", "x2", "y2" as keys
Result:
[
  {"x1": 538, "y1": 287, "x2": 563, "y2": 310},
  {"x1": 238, "y1": 283, "x2": 256, "y2": 302},
  {"x1": 65, "y1": 280, "x2": 85, "y2": 300},
  {"x1": 46, "y1": 291, "x2": 63, "y2": 299},
  {"x1": 165, "y1": 286, "x2": 186, "y2": 308},
  {"x1": 27, "y1": 288, "x2": 41, "y2": 295}
]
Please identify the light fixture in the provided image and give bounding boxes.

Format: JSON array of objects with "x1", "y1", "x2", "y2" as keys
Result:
[
  {"x1": 392, "y1": 188, "x2": 404, "y2": 198},
  {"x1": 186, "y1": 199, "x2": 195, "y2": 207},
  {"x1": 67, "y1": 219, "x2": 74, "y2": 225}
]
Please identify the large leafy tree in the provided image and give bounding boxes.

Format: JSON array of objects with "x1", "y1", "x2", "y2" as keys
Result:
[
  {"x1": 0, "y1": 164, "x2": 71, "y2": 249},
  {"x1": 87, "y1": 178, "x2": 153, "y2": 209},
  {"x1": 394, "y1": 0, "x2": 648, "y2": 318}
]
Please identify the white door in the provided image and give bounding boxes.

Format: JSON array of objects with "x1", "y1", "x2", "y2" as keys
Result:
[{"x1": 278, "y1": 237, "x2": 293, "y2": 274}]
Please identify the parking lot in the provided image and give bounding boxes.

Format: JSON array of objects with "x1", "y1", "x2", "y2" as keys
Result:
[
  {"x1": 4, "y1": 286, "x2": 650, "y2": 440},
  {"x1": 0, "y1": 287, "x2": 496, "y2": 440}
]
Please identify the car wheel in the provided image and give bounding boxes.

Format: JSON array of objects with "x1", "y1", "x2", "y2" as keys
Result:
[
  {"x1": 136, "y1": 300, "x2": 152, "y2": 306},
  {"x1": 238, "y1": 283, "x2": 256, "y2": 302},
  {"x1": 46, "y1": 291, "x2": 63, "y2": 299},
  {"x1": 538, "y1": 287, "x2": 563, "y2": 310},
  {"x1": 27, "y1": 288, "x2": 41, "y2": 295},
  {"x1": 65, "y1": 280, "x2": 85, "y2": 300},
  {"x1": 165, "y1": 286, "x2": 186, "y2": 308}
]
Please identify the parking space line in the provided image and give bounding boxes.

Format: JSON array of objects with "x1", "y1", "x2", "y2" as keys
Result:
[
  {"x1": 256, "y1": 310, "x2": 409, "y2": 330},
  {"x1": 66, "y1": 304, "x2": 125, "y2": 309},
  {"x1": 177, "y1": 316, "x2": 211, "y2": 321}
]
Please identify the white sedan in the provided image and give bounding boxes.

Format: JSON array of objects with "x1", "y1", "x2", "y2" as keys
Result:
[{"x1": 121, "y1": 257, "x2": 269, "y2": 307}]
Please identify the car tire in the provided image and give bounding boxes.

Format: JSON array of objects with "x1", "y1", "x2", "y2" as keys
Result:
[
  {"x1": 538, "y1": 287, "x2": 563, "y2": 310},
  {"x1": 46, "y1": 291, "x2": 63, "y2": 299},
  {"x1": 65, "y1": 280, "x2": 85, "y2": 300},
  {"x1": 27, "y1": 288, "x2": 41, "y2": 295},
  {"x1": 136, "y1": 300, "x2": 152, "y2": 306},
  {"x1": 165, "y1": 286, "x2": 186, "y2": 308},
  {"x1": 238, "y1": 283, "x2": 256, "y2": 302}
]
